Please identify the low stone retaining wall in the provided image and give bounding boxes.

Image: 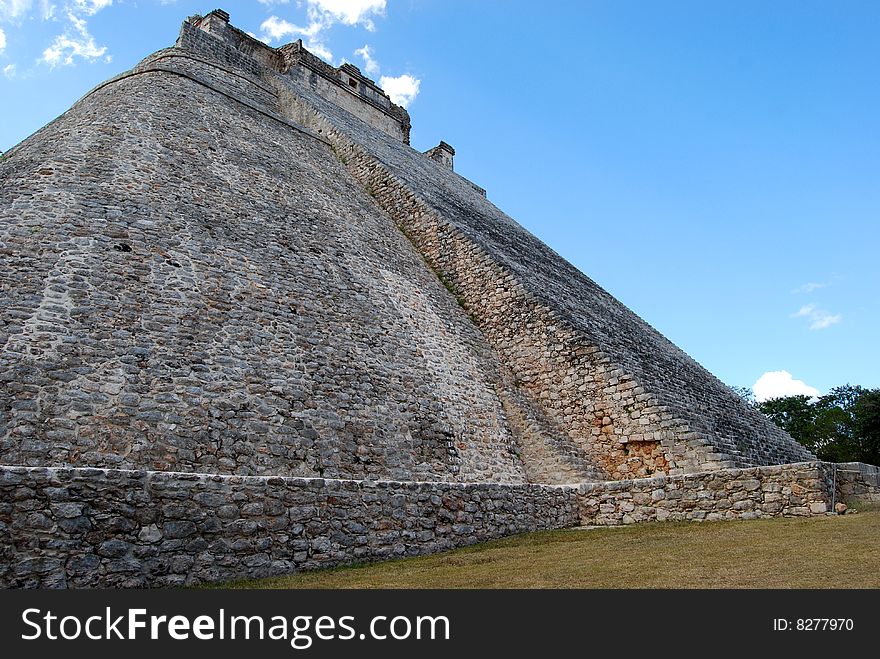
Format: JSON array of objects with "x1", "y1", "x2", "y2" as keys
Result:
[
  {"x1": 578, "y1": 462, "x2": 835, "y2": 525},
  {"x1": 3, "y1": 460, "x2": 877, "y2": 588},
  {"x1": 834, "y1": 462, "x2": 880, "y2": 504},
  {"x1": 0, "y1": 466, "x2": 578, "y2": 588}
]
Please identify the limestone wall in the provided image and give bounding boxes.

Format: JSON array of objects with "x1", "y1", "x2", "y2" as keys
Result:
[
  {"x1": 176, "y1": 15, "x2": 278, "y2": 80},
  {"x1": 834, "y1": 462, "x2": 880, "y2": 504},
  {"x1": 578, "y1": 462, "x2": 834, "y2": 525},
  {"x1": 0, "y1": 461, "x2": 840, "y2": 587},
  {"x1": 177, "y1": 13, "x2": 410, "y2": 143},
  {"x1": 134, "y1": 48, "x2": 279, "y2": 113},
  {"x1": 284, "y1": 63, "x2": 409, "y2": 143},
  {"x1": 0, "y1": 466, "x2": 579, "y2": 588}
]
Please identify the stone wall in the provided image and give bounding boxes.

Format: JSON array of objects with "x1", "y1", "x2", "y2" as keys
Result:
[
  {"x1": 176, "y1": 14, "x2": 278, "y2": 80},
  {"x1": 134, "y1": 49, "x2": 279, "y2": 113},
  {"x1": 578, "y1": 461, "x2": 834, "y2": 525},
  {"x1": 0, "y1": 461, "x2": 843, "y2": 587},
  {"x1": 2, "y1": 36, "x2": 617, "y2": 486},
  {"x1": 177, "y1": 12, "x2": 410, "y2": 143},
  {"x1": 834, "y1": 462, "x2": 880, "y2": 505},
  {"x1": 0, "y1": 466, "x2": 579, "y2": 588},
  {"x1": 284, "y1": 61, "x2": 409, "y2": 143}
]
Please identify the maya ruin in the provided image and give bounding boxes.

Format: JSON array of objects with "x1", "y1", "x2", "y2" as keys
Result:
[{"x1": 1, "y1": 9, "x2": 878, "y2": 588}]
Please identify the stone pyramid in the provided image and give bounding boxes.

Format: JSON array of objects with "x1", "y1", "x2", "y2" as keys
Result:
[{"x1": 0, "y1": 10, "x2": 820, "y2": 587}]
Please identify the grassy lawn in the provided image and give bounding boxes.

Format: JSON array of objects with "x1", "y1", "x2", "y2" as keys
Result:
[{"x1": 222, "y1": 508, "x2": 880, "y2": 589}]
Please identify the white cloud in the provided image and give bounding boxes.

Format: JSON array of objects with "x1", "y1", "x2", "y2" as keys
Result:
[
  {"x1": 753, "y1": 370, "x2": 821, "y2": 403},
  {"x1": 67, "y1": 9, "x2": 87, "y2": 33},
  {"x1": 792, "y1": 303, "x2": 816, "y2": 318},
  {"x1": 380, "y1": 73, "x2": 420, "y2": 108},
  {"x1": 72, "y1": 0, "x2": 110, "y2": 16},
  {"x1": 0, "y1": 0, "x2": 53, "y2": 22},
  {"x1": 39, "y1": 0, "x2": 54, "y2": 19},
  {"x1": 0, "y1": 0, "x2": 33, "y2": 22},
  {"x1": 354, "y1": 44, "x2": 378, "y2": 75},
  {"x1": 809, "y1": 312, "x2": 841, "y2": 330},
  {"x1": 261, "y1": 15, "x2": 296, "y2": 40},
  {"x1": 792, "y1": 281, "x2": 828, "y2": 294},
  {"x1": 260, "y1": 15, "x2": 321, "y2": 41},
  {"x1": 2, "y1": 63, "x2": 14, "y2": 77},
  {"x1": 41, "y1": 30, "x2": 105, "y2": 66},
  {"x1": 260, "y1": 14, "x2": 336, "y2": 61},
  {"x1": 261, "y1": 0, "x2": 388, "y2": 64},
  {"x1": 306, "y1": 40, "x2": 332, "y2": 61},
  {"x1": 37, "y1": 2, "x2": 114, "y2": 67},
  {"x1": 0, "y1": 1, "x2": 112, "y2": 68},
  {"x1": 0, "y1": 26, "x2": 5, "y2": 53},
  {"x1": 791, "y1": 303, "x2": 841, "y2": 331},
  {"x1": 308, "y1": 0, "x2": 385, "y2": 30}
]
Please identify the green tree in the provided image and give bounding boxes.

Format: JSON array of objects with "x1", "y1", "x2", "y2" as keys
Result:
[
  {"x1": 755, "y1": 384, "x2": 880, "y2": 464},
  {"x1": 853, "y1": 389, "x2": 880, "y2": 465},
  {"x1": 756, "y1": 395, "x2": 824, "y2": 455},
  {"x1": 814, "y1": 385, "x2": 865, "y2": 461}
]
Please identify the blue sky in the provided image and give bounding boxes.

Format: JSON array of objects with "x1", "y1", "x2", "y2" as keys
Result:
[{"x1": 1, "y1": 1, "x2": 878, "y2": 400}]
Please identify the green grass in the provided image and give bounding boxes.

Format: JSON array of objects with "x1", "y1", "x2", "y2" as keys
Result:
[{"x1": 219, "y1": 508, "x2": 880, "y2": 589}]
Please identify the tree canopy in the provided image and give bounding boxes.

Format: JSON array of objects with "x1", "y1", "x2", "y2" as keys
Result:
[{"x1": 737, "y1": 384, "x2": 880, "y2": 464}]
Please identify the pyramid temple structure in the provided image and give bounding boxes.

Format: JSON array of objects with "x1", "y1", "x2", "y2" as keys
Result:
[{"x1": 2, "y1": 10, "x2": 873, "y2": 587}]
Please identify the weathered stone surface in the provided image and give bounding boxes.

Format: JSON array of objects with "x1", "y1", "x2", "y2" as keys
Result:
[
  {"x1": 834, "y1": 462, "x2": 880, "y2": 504},
  {"x1": 262, "y1": 21, "x2": 817, "y2": 479},
  {"x1": 0, "y1": 466, "x2": 579, "y2": 588},
  {"x1": 0, "y1": 10, "x2": 868, "y2": 589},
  {"x1": 1, "y1": 9, "x2": 812, "y2": 492},
  {"x1": 577, "y1": 462, "x2": 835, "y2": 526},
  {"x1": 0, "y1": 460, "x2": 859, "y2": 587},
  {"x1": 0, "y1": 28, "x2": 538, "y2": 486}
]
